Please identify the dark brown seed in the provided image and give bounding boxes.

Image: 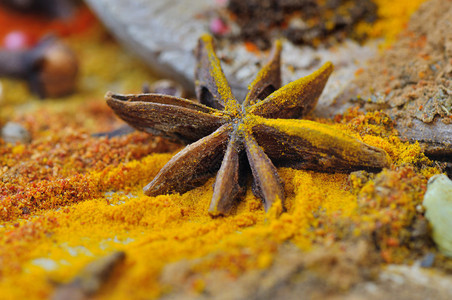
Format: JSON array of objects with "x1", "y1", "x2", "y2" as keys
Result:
[{"x1": 0, "y1": 36, "x2": 78, "y2": 98}]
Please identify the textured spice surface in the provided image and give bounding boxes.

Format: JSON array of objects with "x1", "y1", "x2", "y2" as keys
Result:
[
  {"x1": 348, "y1": 0, "x2": 452, "y2": 156},
  {"x1": 223, "y1": 0, "x2": 377, "y2": 49},
  {"x1": 0, "y1": 2, "x2": 448, "y2": 299}
]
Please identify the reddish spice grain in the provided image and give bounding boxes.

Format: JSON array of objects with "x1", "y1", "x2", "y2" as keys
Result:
[{"x1": 244, "y1": 41, "x2": 259, "y2": 53}]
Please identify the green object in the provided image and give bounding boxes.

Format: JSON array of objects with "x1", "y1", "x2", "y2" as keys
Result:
[{"x1": 423, "y1": 174, "x2": 452, "y2": 257}]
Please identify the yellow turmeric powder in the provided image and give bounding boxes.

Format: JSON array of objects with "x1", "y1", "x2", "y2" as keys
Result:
[{"x1": 0, "y1": 109, "x2": 439, "y2": 299}]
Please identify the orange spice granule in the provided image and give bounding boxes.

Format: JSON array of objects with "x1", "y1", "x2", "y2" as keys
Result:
[
  {"x1": 244, "y1": 41, "x2": 259, "y2": 53},
  {"x1": 354, "y1": 68, "x2": 364, "y2": 76}
]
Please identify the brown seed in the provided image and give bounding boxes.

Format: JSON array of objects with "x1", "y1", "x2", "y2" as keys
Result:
[{"x1": 0, "y1": 36, "x2": 78, "y2": 98}]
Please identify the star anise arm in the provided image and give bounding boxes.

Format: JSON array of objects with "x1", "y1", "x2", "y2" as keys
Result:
[
  {"x1": 242, "y1": 129, "x2": 285, "y2": 213},
  {"x1": 247, "y1": 62, "x2": 333, "y2": 119},
  {"x1": 242, "y1": 40, "x2": 282, "y2": 107},
  {"x1": 105, "y1": 92, "x2": 227, "y2": 143},
  {"x1": 209, "y1": 132, "x2": 245, "y2": 217},
  {"x1": 144, "y1": 124, "x2": 232, "y2": 197},
  {"x1": 195, "y1": 34, "x2": 241, "y2": 114},
  {"x1": 251, "y1": 117, "x2": 390, "y2": 171}
]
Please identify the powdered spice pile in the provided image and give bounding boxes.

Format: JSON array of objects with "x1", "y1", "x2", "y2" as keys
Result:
[
  {"x1": 0, "y1": 2, "x2": 445, "y2": 299},
  {"x1": 0, "y1": 101, "x2": 439, "y2": 299}
]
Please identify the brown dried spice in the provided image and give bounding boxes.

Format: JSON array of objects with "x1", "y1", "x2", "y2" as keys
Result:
[{"x1": 106, "y1": 34, "x2": 389, "y2": 216}]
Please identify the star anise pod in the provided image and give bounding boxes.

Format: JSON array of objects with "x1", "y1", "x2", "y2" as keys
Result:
[{"x1": 106, "y1": 34, "x2": 389, "y2": 216}]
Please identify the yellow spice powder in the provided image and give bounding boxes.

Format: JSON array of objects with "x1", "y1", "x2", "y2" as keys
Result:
[
  {"x1": 0, "y1": 150, "x2": 358, "y2": 299},
  {"x1": 356, "y1": 0, "x2": 428, "y2": 46},
  {"x1": 3, "y1": 112, "x2": 431, "y2": 299}
]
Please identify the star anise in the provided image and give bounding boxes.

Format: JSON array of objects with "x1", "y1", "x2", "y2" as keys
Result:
[{"x1": 106, "y1": 34, "x2": 389, "y2": 216}]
